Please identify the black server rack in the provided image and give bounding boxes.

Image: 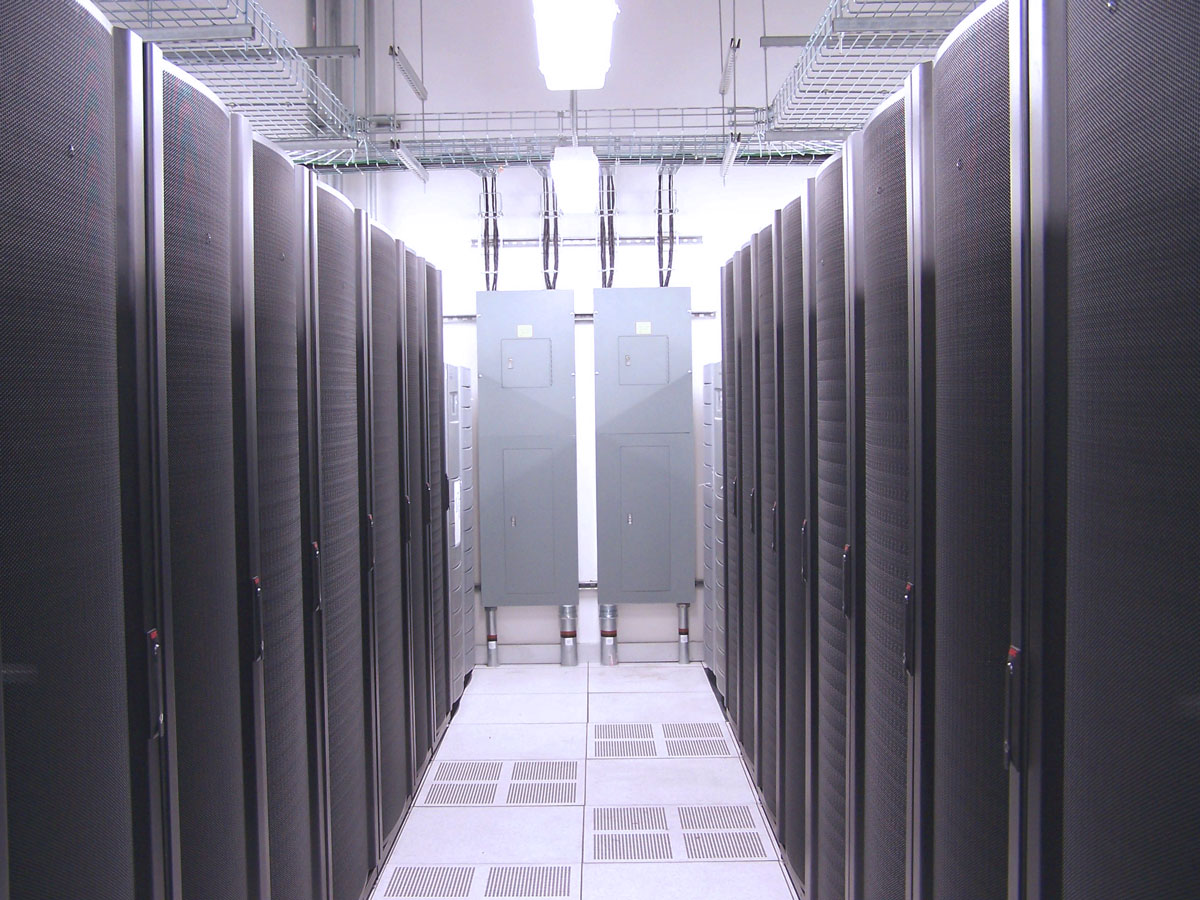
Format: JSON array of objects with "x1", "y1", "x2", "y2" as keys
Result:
[
  {"x1": 425, "y1": 265, "x2": 450, "y2": 733},
  {"x1": 719, "y1": 261, "x2": 741, "y2": 730},
  {"x1": 859, "y1": 90, "x2": 911, "y2": 900},
  {"x1": 753, "y1": 224, "x2": 782, "y2": 822},
  {"x1": 931, "y1": 4, "x2": 1012, "y2": 898},
  {"x1": 0, "y1": 4, "x2": 137, "y2": 896},
  {"x1": 313, "y1": 182, "x2": 375, "y2": 900},
  {"x1": 402, "y1": 250, "x2": 433, "y2": 774},
  {"x1": 777, "y1": 190, "x2": 815, "y2": 889},
  {"x1": 735, "y1": 243, "x2": 759, "y2": 770},
  {"x1": 1017, "y1": 2, "x2": 1200, "y2": 898},
  {"x1": 158, "y1": 58, "x2": 258, "y2": 900},
  {"x1": 813, "y1": 154, "x2": 848, "y2": 900},
  {"x1": 368, "y1": 225, "x2": 412, "y2": 852},
  {"x1": 249, "y1": 136, "x2": 322, "y2": 900}
]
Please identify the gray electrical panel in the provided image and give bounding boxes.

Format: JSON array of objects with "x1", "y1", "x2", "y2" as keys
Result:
[
  {"x1": 477, "y1": 291, "x2": 578, "y2": 606},
  {"x1": 460, "y1": 365, "x2": 477, "y2": 667},
  {"x1": 594, "y1": 288, "x2": 695, "y2": 605},
  {"x1": 445, "y1": 364, "x2": 465, "y2": 700}
]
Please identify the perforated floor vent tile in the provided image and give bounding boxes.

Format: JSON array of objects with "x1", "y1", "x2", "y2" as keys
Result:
[
  {"x1": 677, "y1": 805, "x2": 756, "y2": 830},
  {"x1": 584, "y1": 804, "x2": 776, "y2": 863},
  {"x1": 375, "y1": 865, "x2": 579, "y2": 900},
  {"x1": 661, "y1": 722, "x2": 724, "y2": 739},
  {"x1": 418, "y1": 761, "x2": 582, "y2": 807},
  {"x1": 665, "y1": 738, "x2": 731, "y2": 757},
  {"x1": 384, "y1": 865, "x2": 474, "y2": 897},
  {"x1": 592, "y1": 832, "x2": 673, "y2": 861},
  {"x1": 505, "y1": 782, "x2": 577, "y2": 805},
  {"x1": 593, "y1": 739, "x2": 657, "y2": 759},
  {"x1": 426, "y1": 782, "x2": 499, "y2": 806},
  {"x1": 483, "y1": 865, "x2": 572, "y2": 897},
  {"x1": 682, "y1": 830, "x2": 768, "y2": 860},
  {"x1": 588, "y1": 723, "x2": 736, "y2": 759},
  {"x1": 593, "y1": 723, "x2": 653, "y2": 740},
  {"x1": 436, "y1": 761, "x2": 504, "y2": 782},
  {"x1": 592, "y1": 806, "x2": 669, "y2": 832}
]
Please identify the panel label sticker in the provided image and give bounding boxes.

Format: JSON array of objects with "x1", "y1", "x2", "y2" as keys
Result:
[
  {"x1": 517, "y1": 324, "x2": 534, "y2": 337},
  {"x1": 453, "y1": 479, "x2": 462, "y2": 546},
  {"x1": 635, "y1": 321, "x2": 652, "y2": 334}
]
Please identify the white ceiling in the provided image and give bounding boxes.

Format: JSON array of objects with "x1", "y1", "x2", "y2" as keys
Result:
[{"x1": 262, "y1": 0, "x2": 831, "y2": 118}]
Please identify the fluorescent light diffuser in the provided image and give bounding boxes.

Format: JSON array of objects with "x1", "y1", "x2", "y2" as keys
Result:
[
  {"x1": 550, "y1": 145, "x2": 599, "y2": 213},
  {"x1": 532, "y1": 0, "x2": 620, "y2": 91}
]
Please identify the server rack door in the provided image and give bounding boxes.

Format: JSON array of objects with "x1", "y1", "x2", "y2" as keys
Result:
[
  {"x1": 859, "y1": 92, "x2": 911, "y2": 900},
  {"x1": 843, "y1": 133, "x2": 870, "y2": 900},
  {"x1": 369, "y1": 226, "x2": 411, "y2": 851},
  {"x1": 814, "y1": 153, "x2": 849, "y2": 900},
  {"x1": 425, "y1": 266, "x2": 450, "y2": 731},
  {"x1": 460, "y1": 367, "x2": 477, "y2": 672},
  {"x1": 0, "y1": 4, "x2": 137, "y2": 896},
  {"x1": 402, "y1": 250, "x2": 432, "y2": 771},
  {"x1": 931, "y1": 4, "x2": 1012, "y2": 898},
  {"x1": 477, "y1": 291, "x2": 579, "y2": 608},
  {"x1": 719, "y1": 262, "x2": 741, "y2": 728},
  {"x1": 905, "y1": 60, "x2": 937, "y2": 900},
  {"x1": 711, "y1": 365, "x2": 728, "y2": 701},
  {"x1": 778, "y1": 189, "x2": 815, "y2": 887},
  {"x1": 754, "y1": 224, "x2": 782, "y2": 822},
  {"x1": 1023, "y1": 2, "x2": 1200, "y2": 898},
  {"x1": 702, "y1": 364, "x2": 716, "y2": 675},
  {"x1": 445, "y1": 364, "x2": 466, "y2": 704},
  {"x1": 230, "y1": 115, "x2": 271, "y2": 900},
  {"x1": 594, "y1": 288, "x2": 694, "y2": 607},
  {"x1": 158, "y1": 60, "x2": 253, "y2": 900},
  {"x1": 314, "y1": 183, "x2": 373, "y2": 900},
  {"x1": 735, "y1": 245, "x2": 759, "y2": 766},
  {"x1": 250, "y1": 137, "x2": 321, "y2": 900}
]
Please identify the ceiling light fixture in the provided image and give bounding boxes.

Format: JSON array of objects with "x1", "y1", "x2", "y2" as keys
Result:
[
  {"x1": 551, "y1": 145, "x2": 600, "y2": 213},
  {"x1": 532, "y1": 0, "x2": 620, "y2": 91}
]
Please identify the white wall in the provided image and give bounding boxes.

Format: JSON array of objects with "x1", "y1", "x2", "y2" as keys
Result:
[{"x1": 340, "y1": 160, "x2": 818, "y2": 651}]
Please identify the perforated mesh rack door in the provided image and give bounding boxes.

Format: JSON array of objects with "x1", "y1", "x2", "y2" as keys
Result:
[
  {"x1": 1060, "y1": 2, "x2": 1200, "y2": 897},
  {"x1": 735, "y1": 245, "x2": 759, "y2": 767},
  {"x1": 931, "y1": 4, "x2": 1011, "y2": 897},
  {"x1": 860, "y1": 94, "x2": 910, "y2": 900},
  {"x1": 814, "y1": 155, "x2": 848, "y2": 900},
  {"x1": 720, "y1": 262, "x2": 741, "y2": 730},
  {"x1": 425, "y1": 265, "x2": 450, "y2": 731},
  {"x1": 370, "y1": 226, "x2": 411, "y2": 844},
  {"x1": 754, "y1": 225, "x2": 781, "y2": 821},
  {"x1": 315, "y1": 185, "x2": 373, "y2": 900},
  {"x1": 403, "y1": 250, "x2": 432, "y2": 767},
  {"x1": 161, "y1": 65, "x2": 251, "y2": 900},
  {"x1": 777, "y1": 195, "x2": 810, "y2": 880},
  {"x1": 252, "y1": 138, "x2": 319, "y2": 900},
  {"x1": 0, "y1": 2, "x2": 136, "y2": 895}
]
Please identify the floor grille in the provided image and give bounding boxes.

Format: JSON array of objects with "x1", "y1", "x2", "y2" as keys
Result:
[
  {"x1": 483, "y1": 865, "x2": 572, "y2": 898},
  {"x1": 682, "y1": 830, "x2": 768, "y2": 860},
  {"x1": 384, "y1": 866, "x2": 474, "y2": 898},
  {"x1": 588, "y1": 723, "x2": 736, "y2": 759},
  {"x1": 419, "y1": 761, "x2": 582, "y2": 807},
  {"x1": 592, "y1": 805, "x2": 669, "y2": 831},
  {"x1": 592, "y1": 832, "x2": 673, "y2": 861},
  {"x1": 678, "y1": 805, "x2": 756, "y2": 830}
]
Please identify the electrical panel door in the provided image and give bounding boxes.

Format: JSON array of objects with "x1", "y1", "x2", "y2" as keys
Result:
[
  {"x1": 594, "y1": 288, "x2": 695, "y2": 605},
  {"x1": 477, "y1": 291, "x2": 578, "y2": 606}
]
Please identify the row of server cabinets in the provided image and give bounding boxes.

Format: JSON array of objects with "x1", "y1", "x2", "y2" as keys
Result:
[
  {"x1": 0, "y1": 3, "x2": 475, "y2": 899},
  {"x1": 702, "y1": 2, "x2": 1199, "y2": 899}
]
